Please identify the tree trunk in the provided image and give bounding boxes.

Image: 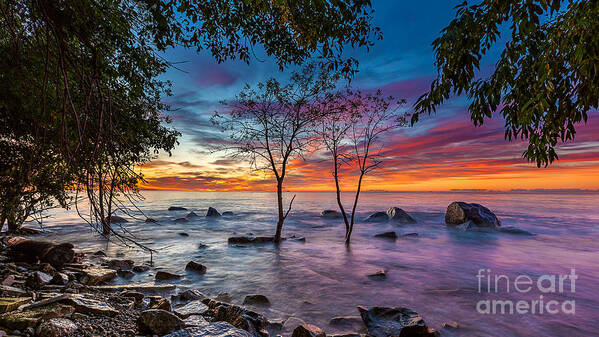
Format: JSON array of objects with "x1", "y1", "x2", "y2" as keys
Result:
[
  {"x1": 334, "y1": 154, "x2": 350, "y2": 232},
  {"x1": 346, "y1": 171, "x2": 365, "y2": 245},
  {"x1": 274, "y1": 178, "x2": 284, "y2": 243}
]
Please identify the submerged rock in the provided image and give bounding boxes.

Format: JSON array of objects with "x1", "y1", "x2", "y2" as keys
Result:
[
  {"x1": 329, "y1": 315, "x2": 366, "y2": 333},
  {"x1": 174, "y1": 217, "x2": 189, "y2": 223},
  {"x1": 222, "y1": 211, "x2": 234, "y2": 216},
  {"x1": 35, "y1": 318, "x2": 77, "y2": 337},
  {"x1": 138, "y1": 309, "x2": 184, "y2": 335},
  {"x1": 186, "y1": 211, "x2": 199, "y2": 218},
  {"x1": 227, "y1": 236, "x2": 276, "y2": 244},
  {"x1": 106, "y1": 215, "x2": 128, "y2": 223},
  {"x1": 145, "y1": 217, "x2": 158, "y2": 223},
  {"x1": 185, "y1": 261, "x2": 207, "y2": 274},
  {"x1": 206, "y1": 207, "x2": 222, "y2": 217},
  {"x1": 365, "y1": 212, "x2": 388, "y2": 223},
  {"x1": 173, "y1": 289, "x2": 206, "y2": 303},
  {"x1": 242, "y1": 294, "x2": 270, "y2": 307},
  {"x1": 292, "y1": 324, "x2": 326, "y2": 337},
  {"x1": 117, "y1": 269, "x2": 135, "y2": 279},
  {"x1": 443, "y1": 321, "x2": 459, "y2": 329},
  {"x1": 367, "y1": 269, "x2": 387, "y2": 280},
  {"x1": 132, "y1": 265, "x2": 150, "y2": 273},
  {"x1": 387, "y1": 207, "x2": 417, "y2": 224},
  {"x1": 497, "y1": 226, "x2": 533, "y2": 235},
  {"x1": 169, "y1": 206, "x2": 188, "y2": 211},
  {"x1": 445, "y1": 202, "x2": 500, "y2": 228},
  {"x1": 374, "y1": 231, "x2": 397, "y2": 239},
  {"x1": 357, "y1": 306, "x2": 439, "y2": 337},
  {"x1": 321, "y1": 210, "x2": 341, "y2": 218},
  {"x1": 215, "y1": 293, "x2": 233, "y2": 303},
  {"x1": 165, "y1": 322, "x2": 253, "y2": 337},
  {"x1": 156, "y1": 271, "x2": 183, "y2": 281},
  {"x1": 108, "y1": 259, "x2": 134, "y2": 270}
]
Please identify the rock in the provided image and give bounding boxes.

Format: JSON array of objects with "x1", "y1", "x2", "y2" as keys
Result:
[
  {"x1": 0, "y1": 297, "x2": 31, "y2": 313},
  {"x1": 0, "y1": 285, "x2": 28, "y2": 297},
  {"x1": 203, "y1": 299, "x2": 268, "y2": 337},
  {"x1": 497, "y1": 226, "x2": 533, "y2": 235},
  {"x1": 357, "y1": 306, "x2": 438, "y2": 337},
  {"x1": 198, "y1": 243, "x2": 208, "y2": 249},
  {"x1": 120, "y1": 291, "x2": 144, "y2": 302},
  {"x1": 367, "y1": 269, "x2": 387, "y2": 280},
  {"x1": 0, "y1": 303, "x2": 74, "y2": 330},
  {"x1": 185, "y1": 261, "x2": 207, "y2": 274},
  {"x1": 165, "y1": 322, "x2": 253, "y2": 337},
  {"x1": 174, "y1": 289, "x2": 206, "y2": 303},
  {"x1": 106, "y1": 215, "x2": 128, "y2": 223},
  {"x1": 108, "y1": 259, "x2": 135, "y2": 270},
  {"x1": 206, "y1": 207, "x2": 222, "y2": 217},
  {"x1": 401, "y1": 232, "x2": 419, "y2": 237},
  {"x1": 180, "y1": 232, "x2": 190, "y2": 237},
  {"x1": 26, "y1": 271, "x2": 53, "y2": 289},
  {"x1": 187, "y1": 211, "x2": 199, "y2": 218},
  {"x1": 215, "y1": 293, "x2": 233, "y2": 303},
  {"x1": 183, "y1": 315, "x2": 209, "y2": 328},
  {"x1": 169, "y1": 207, "x2": 188, "y2": 211},
  {"x1": 292, "y1": 324, "x2": 326, "y2": 337},
  {"x1": 283, "y1": 317, "x2": 306, "y2": 333},
  {"x1": 35, "y1": 318, "x2": 77, "y2": 337},
  {"x1": 227, "y1": 236, "x2": 276, "y2": 244},
  {"x1": 132, "y1": 264, "x2": 150, "y2": 272},
  {"x1": 90, "y1": 282, "x2": 176, "y2": 292},
  {"x1": 329, "y1": 316, "x2": 366, "y2": 333},
  {"x1": 138, "y1": 309, "x2": 184, "y2": 335},
  {"x1": 62, "y1": 294, "x2": 118, "y2": 316},
  {"x1": 156, "y1": 271, "x2": 183, "y2": 281},
  {"x1": 145, "y1": 217, "x2": 158, "y2": 223},
  {"x1": 242, "y1": 294, "x2": 270, "y2": 307},
  {"x1": 387, "y1": 207, "x2": 417, "y2": 224},
  {"x1": 443, "y1": 321, "x2": 459, "y2": 329},
  {"x1": 374, "y1": 231, "x2": 397, "y2": 239},
  {"x1": 445, "y1": 202, "x2": 501, "y2": 228},
  {"x1": 222, "y1": 211, "x2": 234, "y2": 216},
  {"x1": 321, "y1": 210, "x2": 341, "y2": 218},
  {"x1": 39, "y1": 263, "x2": 56, "y2": 274},
  {"x1": 50, "y1": 273, "x2": 69, "y2": 285},
  {"x1": 175, "y1": 217, "x2": 189, "y2": 223},
  {"x1": 82, "y1": 267, "x2": 117, "y2": 285},
  {"x1": 92, "y1": 250, "x2": 107, "y2": 256},
  {"x1": 6, "y1": 240, "x2": 74, "y2": 269},
  {"x1": 174, "y1": 300, "x2": 209, "y2": 318},
  {"x1": 365, "y1": 212, "x2": 388, "y2": 223},
  {"x1": 117, "y1": 269, "x2": 135, "y2": 279},
  {"x1": 1, "y1": 275, "x2": 15, "y2": 287},
  {"x1": 149, "y1": 296, "x2": 172, "y2": 311}
]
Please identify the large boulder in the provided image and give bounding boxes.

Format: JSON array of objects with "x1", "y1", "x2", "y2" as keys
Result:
[
  {"x1": 6, "y1": 240, "x2": 74, "y2": 269},
  {"x1": 156, "y1": 271, "x2": 183, "y2": 281},
  {"x1": 185, "y1": 261, "x2": 207, "y2": 274},
  {"x1": 365, "y1": 212, "x2": 388, "y2": 223},
  {"x1": 357, "y1": 306, "x2": 439, "y2": 337},
  {"x1": 137, "y1": 309, "x2": 184, "y2": 335},
  {"x1": 321, "y1": 210, "x2": 341, "y2": 218},
  {"x1": 445, "y1": 202, "x2": 500, "y2": 228},
  {"x1": 203, "y1": 299, "x2": 268, "y2": 337},
  {"x1": 206, "y1": 207, "x2": 222, "y2": 217},
  {"x1": 387, "y1": 207, "x2": 416, "y2": 224}
]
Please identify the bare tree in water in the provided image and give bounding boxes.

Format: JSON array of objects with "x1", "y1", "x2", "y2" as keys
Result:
[
  {"x1": 212, "y1": 65, "x2": 338, "y2": 242},
  {"x1": 318, "y1": 90, "x2": 408, "y2": 244}
]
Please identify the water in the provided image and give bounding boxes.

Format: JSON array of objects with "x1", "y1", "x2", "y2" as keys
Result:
[{"x1": 33, "y1": 191, "x2": 599, "y2": 336}]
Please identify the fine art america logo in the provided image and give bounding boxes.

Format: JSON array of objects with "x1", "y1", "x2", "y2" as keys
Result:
[{"x1": 476, "y1": 269, "x2": 577, "y2": 315}]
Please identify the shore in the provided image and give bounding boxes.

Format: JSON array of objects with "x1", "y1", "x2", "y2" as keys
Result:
[{"x1": 0, "y1": 232, "x2": 441, "y2": 337}]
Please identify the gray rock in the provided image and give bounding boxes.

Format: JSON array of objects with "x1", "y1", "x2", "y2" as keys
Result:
[
  {"x1": 156, "y1": 271, "x2": 182, "y2": 281},
  {"x1": 169, "y1": 207, "x2": 188, "y2": 211},
  {"x1": 365, "y1": 212, "x2": 388, "y2": 223},
  {"x1": 185, "y1": 261, "x2": 207, "y2": 274},
  {"x1": 138, "y1": 309, "x2": 184, "y2": 335},
  {"x1": 206, "y1": 207, "x2": 222, "y2": 217},
  {"x1": 184, "y1": 315, "x2": 209, "y2": 327},
  {"x1": 165, "y1": 322, "x2": 253, "y2": 337},
  {"x1": 62, "y1": 294, "x2": 119, "y2": 317},
  {"x1": 357, "y1": 306, "x2": 439, "y2": 337},
  {"x1": 242, "y1": 294, "x2": 270, "y2": 307},
  {"x1": 292, "y1": 324, "x2": 326, "y2": 337},
  {"x1": 174, "y1": 300, "x2": 209, "y2": 318},
  {"x1": 445, "y1": 202, "x2": 500, "y2": 228},
  {"x1": 387, "y1": 207, "x2": 416, "y2": 224},
  {"x1": 321, "y1": 210, "x2": 341, "y2": 218},
  {"x1": 35, "y1": 318, "x2": 77, "y2": 337},
  {"x1": 374, "y1": 231, "x2": 397, "y2": 239}
]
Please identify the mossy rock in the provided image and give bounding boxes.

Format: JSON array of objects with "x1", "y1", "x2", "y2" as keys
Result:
[{"x1": 0, "y1": 303, "x2": 74, "y2": 330}]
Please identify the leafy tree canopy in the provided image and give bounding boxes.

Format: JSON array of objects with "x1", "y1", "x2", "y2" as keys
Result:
[{"x1": 414, "y1": 0, "x2": 599, "y2": 167}]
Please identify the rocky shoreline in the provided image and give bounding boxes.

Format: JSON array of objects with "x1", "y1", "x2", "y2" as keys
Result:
[{"x1": 0, "y1": 233, "x2": 441, "y2": 337}]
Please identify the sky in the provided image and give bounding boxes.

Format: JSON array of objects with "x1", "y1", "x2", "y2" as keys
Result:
[{"x1": 139, "y1": 1, "x2": 599, "y2": 192}]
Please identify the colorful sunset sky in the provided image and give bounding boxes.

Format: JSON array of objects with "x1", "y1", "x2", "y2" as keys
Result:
[{"x1": 140, "y1": 1, "x2": 599, "y2": 192}]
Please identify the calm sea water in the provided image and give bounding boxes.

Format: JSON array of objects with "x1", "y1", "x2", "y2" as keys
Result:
[{"x1": 34, "y1": 191, "x2": 599, "y2": 336}]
